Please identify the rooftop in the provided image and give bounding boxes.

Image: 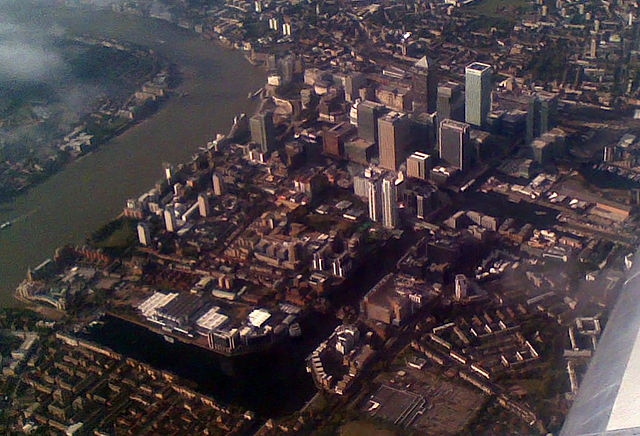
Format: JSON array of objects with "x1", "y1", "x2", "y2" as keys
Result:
[
  {"x1": 440, "y1": 118, "x2": 470, "y2": 130},
  {"x1": 466, "y1": 62, "x2": 492, "y2": 73}
]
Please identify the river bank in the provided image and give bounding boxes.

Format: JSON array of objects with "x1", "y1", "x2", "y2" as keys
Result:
[
  {"x1": 0, "y1": 31, "x2": 172, "y2": 203},
  {"x1": 0, "y1": 4, "x2": 266, "y2": 307}
]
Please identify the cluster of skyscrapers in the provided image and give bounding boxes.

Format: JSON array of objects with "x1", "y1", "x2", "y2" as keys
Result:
[{"x1": 349, "y1": 60, "x2": 496, "y2": 178}]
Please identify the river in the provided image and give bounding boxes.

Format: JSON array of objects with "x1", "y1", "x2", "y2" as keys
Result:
[{"x1": 0, "y1": 4, "x2": 266, "y2": 306}]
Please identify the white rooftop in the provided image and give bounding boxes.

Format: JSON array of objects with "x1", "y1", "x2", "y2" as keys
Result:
[
  {"x1": 196, "y1": 307, "x2": 229, "y2": 331},
  {"x1": 138, "y1": 292, "x2": 178, "y2": 318},
  {"x1": 248, "y1": 308, "x2": 271, "y2": 328}
]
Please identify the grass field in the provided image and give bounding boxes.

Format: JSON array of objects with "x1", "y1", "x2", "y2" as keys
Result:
[
  {"x1": 339, "y1": 421, "x2": 398, "y2": 436},
  {"x1": 89, "y1": 217, "x2": 137, "y2": 252},
  {"x1": 465, "y1": 0, "x2": 531, "y2": 18}
]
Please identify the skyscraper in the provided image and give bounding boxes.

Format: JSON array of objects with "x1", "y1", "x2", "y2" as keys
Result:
[
  {"x1": 454, "y1": 274, "x2": 468, "y2": 300},
  {"x1": 402, "y1": 181, "x2": 434, "y2": 220},
  {"x1": 412, "y1": 56, "x2": 438, "y2": 113},
  {"x1": 465, "y1": 62, "x2": 493, "y2": 128},
  {"x1": 526, "y1": 91, "x2": 558, "y2": 143},
  {"x1": 137, "y1": 222, "x2": 151, "y2": 246},
  {"x1": 323, "y1": 122, "x2": 356, "y2": 158},
  {"x1": 344, "y1": 72, "x2": 366, "y2": 103},
  {"x1": 378, "y1": 111, "x2": 411, "y2": 171},
  {"x1": 367, "y1": 177, "x2": 382, "y2": 223},
  {"x1": 437, "y1": 81, "x2": 465, "y2": 122},
  {"x1": 212, "y1": 172, "x2": 224, "y2": 196},
  {"x1": 406, "y1": 151, "x2": 432, "y2": 180},
  {"x1": 198, "y1": 193, "x2": 209, "y2": 217},
  {"x1": 250, "y1": 111, "x2": 276, "y2": 153},
  {"x1": 357, "y1": 100, "x2": 386, "y2": 144},
  {"x1": 382, "y1": 177, "x2": 398, "y2": 229},
  {"x1": 163, "y1": 163, "x2": 174, "y2": 183},
  {"x1": 439, "y1": 119, "x2": 471, "y2": 171},
  {"x1": 164, "y1": 207, "x2": 177, "y2": 233}
]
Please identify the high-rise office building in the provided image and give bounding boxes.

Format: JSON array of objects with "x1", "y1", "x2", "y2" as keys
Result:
[
  {"x1": 590, "y1": 37, "x2": 597, "y2": 58},
  {"x1": 164, "y1": 207, "x2": 177, "y2": 233},
  {"x1": 454, "y1": 274, "x2": 468, "y2": 300},
  {"x1": 278, "y1": 55, "x2": 296, "y2": 84},
  {"x1": 526, "y1": 91, "x2": 558, "y2": 143},
  {"x1": 439, "y1": 119, "x2": 472, "y2": 171},
  {"x1": 212, "y1": 172, "x2": 224, "y2": 196},
  {"x1": 137, "y1": 222, "x2": 151, "y2": 246},
  {"x1": 282, "y1": 22, "x2": 292, "y2": 36},
  {"x1": 163, "y1": 163, "x2": 174, "y2": 183},
  {"x1": 344, "y1": 72, "x2": 366, "y2": 103},
  {"x1": 198, "y1": 193, "x2": 209, "y2": 217},
  {"x1": 357, "y1": 101, "x2": 386, "y2": 144},
  {"x1": 367, "y1": 178, "x2": 382, "y2": 222},
  {"x1": 250, "y1": 111, "x2": 276, "y2": 153},
  {"x1": 437, "y1": 81, "x2": 465, "y2": 123},
  {"x1": 465, "y1": 62, "x2": 493, "y2": 128},
  {"x1": 406, "y1": 151, "x2": 432, "y2": 180},
  {"x1": 603, "y1": 145, "x2": 616, "y2": 162},
  {"x1": 402, "y1": 181, "x2": 434, "y2": 220},
  {"x1": 382, "y1": 177, "x2": 399, "y2": 229},
  {"x1": 412, "y1": 56, "x2": 438, "y2": 113},
  {"x1": 323, "y1": 122, "x2": 356, "y2": 158},
  {"x1": 378, "y1": 111, "x2": 412, "y2": 171}
]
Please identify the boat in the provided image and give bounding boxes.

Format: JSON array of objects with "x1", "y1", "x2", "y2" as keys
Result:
[
  {"x1": 0, "y1": 221, "x2": 11, "y2": 230},
  {"x1": 248, "y1": 88, "x2": 263, "y2": 99}
]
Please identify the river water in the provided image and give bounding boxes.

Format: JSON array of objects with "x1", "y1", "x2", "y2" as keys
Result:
[{"x1": 0, "y1": 4, "x2": 265, "y2": 306}]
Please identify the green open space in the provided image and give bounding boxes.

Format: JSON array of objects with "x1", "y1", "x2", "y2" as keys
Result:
[
  {"x1": 465, "y1": 0, "x2": 531, "y2": 18},
  {"x1": 88, "y1": 217, "x2": 138, "y2": 253},
  {"x1": 0, "y1": 332, "x2": 21, "y2": 357},
  {"x1": 339, "y1": 420, "x2": 399, "y2": 436}
]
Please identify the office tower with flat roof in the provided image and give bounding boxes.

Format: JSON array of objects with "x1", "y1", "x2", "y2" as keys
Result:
[
  {"x1": 526, "y1": 91, "x2": 558, "y2": 143},
  {"x1": 403, "y1": 180, "x2": 434, "y2": 220},
  {"x1": 197, "y1": 193, "x2": 209, "y2": 217},
  {"x1": 437, "y1": 81, "x2": 465, "y2": 122},
  {"x1": 137, "y1": 222, "x2": 151, "y2": 246},
  {"x1": 367, "y1": 177, "x2": 382, "y2": 222},
  {"x1": 357, "y1": 100, "x2": 386, "y2": 144},
  {"x1": 250, "y1": 111, "x2": 276, "y2": 153},
  {"x1": 378, "y1": 111, "x2": 412, "y2": 171},
  {"x1": 163, "y1": 163, "x2": 174, "y2": 183},
  {"x1": 407, "y1": 151, "x2": 432, "y2": 180},
  {"x1": 344, "y1": 72, "x2": 366, "y2": 103},
  {"x1": 164, "y1": 207, "x2": 177, "y2": 233},
  {"x1": 212, "y1": 172, "x2": 224, "y2": 196},
  {"x1": 465, "y1": 62, "x2": 493, "y2": 128},
  {"x1": 455, "y1": 274, "x2": 468, "y2": 300},
  {"x1": 382, "y1": 177, "x2": 399, "y2": 229},
  {"x1": 439, "y1": 119, "x2": 472, "y2": 171},
  {"x1": 412, "y1": 56, "x2": 438, "y2": 113},
  {"x1": 323, "y1": 122, "x2": 356, "y2": 158}
]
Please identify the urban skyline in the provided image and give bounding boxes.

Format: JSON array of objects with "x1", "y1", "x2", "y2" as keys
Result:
[{"x1": 2, "y1": 0, "x2": 640, "y2": 435}]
